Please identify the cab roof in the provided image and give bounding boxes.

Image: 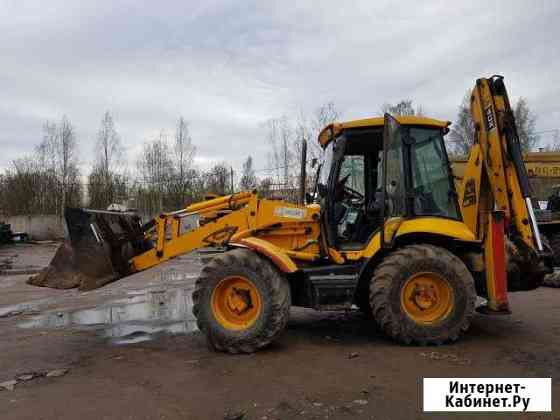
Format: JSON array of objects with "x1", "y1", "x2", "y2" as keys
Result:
[{"x1": 318, "y1": 115, "x2": 451, "y2": 148}]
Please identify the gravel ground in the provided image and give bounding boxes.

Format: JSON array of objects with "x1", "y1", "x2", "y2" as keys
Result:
[{"x1": 0, "y1": 243, "x2": 559, "y2": 420}]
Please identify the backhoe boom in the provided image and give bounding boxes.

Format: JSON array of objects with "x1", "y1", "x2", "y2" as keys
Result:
[{"x1": 460, "y1": 76, "x2": 551, "y2": 309}]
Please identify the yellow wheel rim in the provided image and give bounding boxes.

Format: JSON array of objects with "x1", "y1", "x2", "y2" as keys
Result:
[
  {"x1": 400, "y1": 272, "x2": 454, "y2": 324},
  {"x1": 211, "y1": 276, "x2": 262, "y2": 330}
]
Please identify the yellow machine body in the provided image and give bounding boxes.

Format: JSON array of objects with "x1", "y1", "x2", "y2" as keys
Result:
[{"x1": 56, "y1": 76, "x2": 551, "y2": 354}]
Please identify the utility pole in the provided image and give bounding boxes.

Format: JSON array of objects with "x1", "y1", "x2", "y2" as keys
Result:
[{"x1": 299, "y1": 139, "x2": 307, "y2": 205}]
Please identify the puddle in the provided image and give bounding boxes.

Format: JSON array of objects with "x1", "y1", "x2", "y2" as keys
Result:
[
  {"x1": 0, "y1": 264, "x2": 44, "y2": 276},
  {"x1": 0, "y1": 297, "x2": 55, "y2": 318},
  {"x1": 18, "y1": 287, "x2": 198, "y2": 345},
  {"x1": 0, "y1": 302, "x2": 41, "y2": 318}
]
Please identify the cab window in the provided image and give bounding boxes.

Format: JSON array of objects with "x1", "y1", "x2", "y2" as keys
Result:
[{"x1": 410, "y1": 128, "x2": 459, "y2": 219}]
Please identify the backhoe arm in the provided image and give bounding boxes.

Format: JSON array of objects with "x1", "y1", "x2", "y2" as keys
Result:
[
  {"x1": 460, "y1": 76, "x2": 549, "y2": 310},
  {"x1": 465, "y1": 76, "x2": 542, "y2": 250}
]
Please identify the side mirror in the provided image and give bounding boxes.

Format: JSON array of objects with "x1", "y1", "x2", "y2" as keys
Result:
[
  {"x1": 311, "y1": 158, "x2": 318, "y2": 168},
  {"x1": 305, "y1": 192, "x2": 314, "y2": 204}
]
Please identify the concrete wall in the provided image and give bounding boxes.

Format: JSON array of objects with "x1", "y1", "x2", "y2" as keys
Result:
[{"x1": 4, "y1": 215, "x2": 65, "y2": 240}]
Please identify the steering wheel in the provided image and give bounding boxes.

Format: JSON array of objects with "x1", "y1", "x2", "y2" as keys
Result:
[
  {"x1": 344, "y1": 185, "x2": 364, "y2": 200},
  {"x1": 339, "y1": 175, "x2": 364, "y2": 201}
]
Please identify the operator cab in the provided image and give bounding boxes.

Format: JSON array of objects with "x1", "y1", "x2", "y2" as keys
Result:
[{"x1": 317, "y1": 115, "x2": 459, "y2": 250}]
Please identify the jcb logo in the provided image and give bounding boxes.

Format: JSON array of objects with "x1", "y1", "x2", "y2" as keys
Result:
[{"x1": 484, "y1": 106, "x2": 496, "y2": 132}]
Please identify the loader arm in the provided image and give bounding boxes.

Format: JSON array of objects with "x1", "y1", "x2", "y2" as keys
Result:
[{"x1": 42, "y1": 190, "x2": 321, "y2": 291}]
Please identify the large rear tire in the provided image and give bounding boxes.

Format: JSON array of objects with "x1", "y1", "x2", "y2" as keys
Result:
[
  {"x1": 370, "y1": 244, "x2": 476, "y2": 345},
  {"x1": 543, "y1": 271, "x2": 560, "y2": 287},
  {"x1": 548, "y1": 232, "x2": 560, "y2": 267},
  {"x1": 542, "y1": 233, "x2": 560, "y2": 287},
  {"x1": 192, "y1": 248, "x2": 291, "y2": 353}
]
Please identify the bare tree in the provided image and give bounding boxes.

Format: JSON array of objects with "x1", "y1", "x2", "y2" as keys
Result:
[
  {"x1": 542, "y1": 130, "x2": 560, "y2": 152},
  {"x1": 137, "y1": 132, "x2": 174, "y2": 186},
  {"x1": 305, "y1": 102, "x2": 341, "y2": 160},
  {"x1": 1, "y1": 117, "x2": 81, "y2": 216},
  {"x1": 131, "y1": 122, "x2": 199, "y2": 215},
  {"x1": 174, "y1": 117, "x2": 195, "y2": 178},
  {"x1": 34, "y1": 116, "x2": 81, "y2": 215},
  {"x1": 87, "y1": 111, "x2": 125, "y2": 208},
  {"x1": 172, "y1": 117, "x2": 196, "y2": 205},
  {"x1": 313, "y1": 102, "x2": 340, "y2": 132},
  {"x1": 514, "y1": 97, "x2": 539, "y2": 153},
  {"x1": 257, "y1": 177, "x2": 273, "y2": 197},
  {"x1": 552, "y1": 130, "x2": 560, "y2": 152},
  {"x1": 239, "y1": 156, "x2": 257, "y2": 191},
  {"x1": 36, "y1": 121, "x2": 58, "y2": 177},
  {"x1": 203, "y1": 163, "x2": 231, "y2": 195},
  {"x1": 35, "y1": 121, "x2": 60, "y2": 212},
  {"x1": 135, "y1": 132, "x2": 175, "y2": 215},
  {"x1": 448, "y1": 92, "x2": 475, "y2": 156},
  {"x1": 0, "y1": 157, "x2": 44, "y2": 215},
  {"x1": 95, "y1": 111, "x2": 123, "y2": 175},
  {"x1": 381, "y1": 100, "x2": 423, "y2": 116},
  {"x1": 448, "y1": 93, "x2": 539, "y2": 155},
  {"x1": 266, "y1": 116, "x2": 293, "y2": 186},
  {"x1": 264, "y1": 102, "x2": 341, "y2": 202},
  {"x1": 88, "y1": 168, "x2": 128, "y2": 209},
  {"x1": 59, "y1": 116, "x2": 81, "y2": 213}
]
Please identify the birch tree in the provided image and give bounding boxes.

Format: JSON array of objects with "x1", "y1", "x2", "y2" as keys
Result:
[
  {"x1": 239, "y1": 156, "x2": 257, "y2": 190},
  {"x1": 88, "y1": 111, "x2": 125, "y2": 208},
  {"x1": 448, "y1": 93, "x2": 539, "y2": 155}
]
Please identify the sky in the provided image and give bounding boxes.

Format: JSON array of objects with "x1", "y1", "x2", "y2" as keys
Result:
[{"x1": 1, "y1": 0, "x2": 560, "y2": 176}]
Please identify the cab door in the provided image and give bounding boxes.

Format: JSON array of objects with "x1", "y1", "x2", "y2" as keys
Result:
[{"x1": 381, "y1": 114, "x2": 409, "y2": 248}]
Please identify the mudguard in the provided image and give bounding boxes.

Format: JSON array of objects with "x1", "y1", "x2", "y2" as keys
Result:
[{"x1": 230, "y1": 237, "x2": 298, "y2": 273}]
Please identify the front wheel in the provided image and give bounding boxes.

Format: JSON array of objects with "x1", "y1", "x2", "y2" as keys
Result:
[
  {"x1": 192, "y1": 249, "x2": 291, "y2": 353},
  {"x1": 370, "y1": 244, "x2": 476, "y2": 345}
]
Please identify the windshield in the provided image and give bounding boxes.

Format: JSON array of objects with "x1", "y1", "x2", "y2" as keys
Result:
[
  {"x1": 409, "y1": 127, "x2": 460, "y2": 219},
  {"x1": 319, "y1": 141, "x2": 334, "y2": 187}
]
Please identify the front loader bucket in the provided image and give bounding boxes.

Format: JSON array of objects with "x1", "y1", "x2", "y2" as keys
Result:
[{"x1": 29, "y1": 208, "x2": 150, "y2": 290}]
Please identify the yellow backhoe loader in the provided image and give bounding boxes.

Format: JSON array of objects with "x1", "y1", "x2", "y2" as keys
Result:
[{"x1": 39, "y1": 76, "x2": 552, "y2": 353}]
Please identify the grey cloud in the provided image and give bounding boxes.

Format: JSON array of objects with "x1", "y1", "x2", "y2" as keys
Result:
[{"x1": 1, "y1": 0, "x2": 559, "y2": 172}]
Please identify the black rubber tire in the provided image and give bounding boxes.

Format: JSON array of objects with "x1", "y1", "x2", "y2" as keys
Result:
[
  {"x1": 541, "y1": 234, "x2": 560, "y2": 288},
  {"x1": 192, "y1": 248, "x2": 291, "y2": 354},
  {"x1": 543, "y1": 271, "x2": 560, "y2": 287},
  {"x1": 548, "y1": 232, "x2": 560, "y2": 267},
  {"x1": 370, "y1": 244, "x2": 476, "y2": 345}
]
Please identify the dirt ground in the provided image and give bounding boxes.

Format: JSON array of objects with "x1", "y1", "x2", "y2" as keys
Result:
[{"x1": 0, "y1": 243, "x2": 559, "y2": 420}]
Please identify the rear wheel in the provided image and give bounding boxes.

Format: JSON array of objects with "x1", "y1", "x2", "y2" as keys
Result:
[
  {"x1": 543, "y1": 271, "x2": 560, "y2": 287},
  {"x1": 370, "y1": 244, "x2": 476, "y2": 345},
  {"x1": 542, "y1": 233, "x2": 560, "y2": 287},
  {"x1": 192, "y1": 249, "x2": 291, "y2": 353},
  {"x1": 548, "y1": 232, "x2": 560, "y2": 267}
]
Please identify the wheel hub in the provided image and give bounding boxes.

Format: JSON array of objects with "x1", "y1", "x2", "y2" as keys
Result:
[
  {"x1": 400, "y1": 272, "x2": 454, "y2": 324},
  {"x1": 226, "y1": 287, "x2": 253, "y2": 315},
  {"x1": 211, "y1": 276, "x2": 262, "y2": 330}
]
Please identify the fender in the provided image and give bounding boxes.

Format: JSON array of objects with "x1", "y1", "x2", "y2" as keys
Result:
[
  {"x1": 361, "y1": 217, "x2": 478, "y2": 260},
  {"x1": 395, "y1": 217, "x2": 477, "y2": 243},
  {"x1": 230, "y1": 237, "x2": 298, "y2": 273}
]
